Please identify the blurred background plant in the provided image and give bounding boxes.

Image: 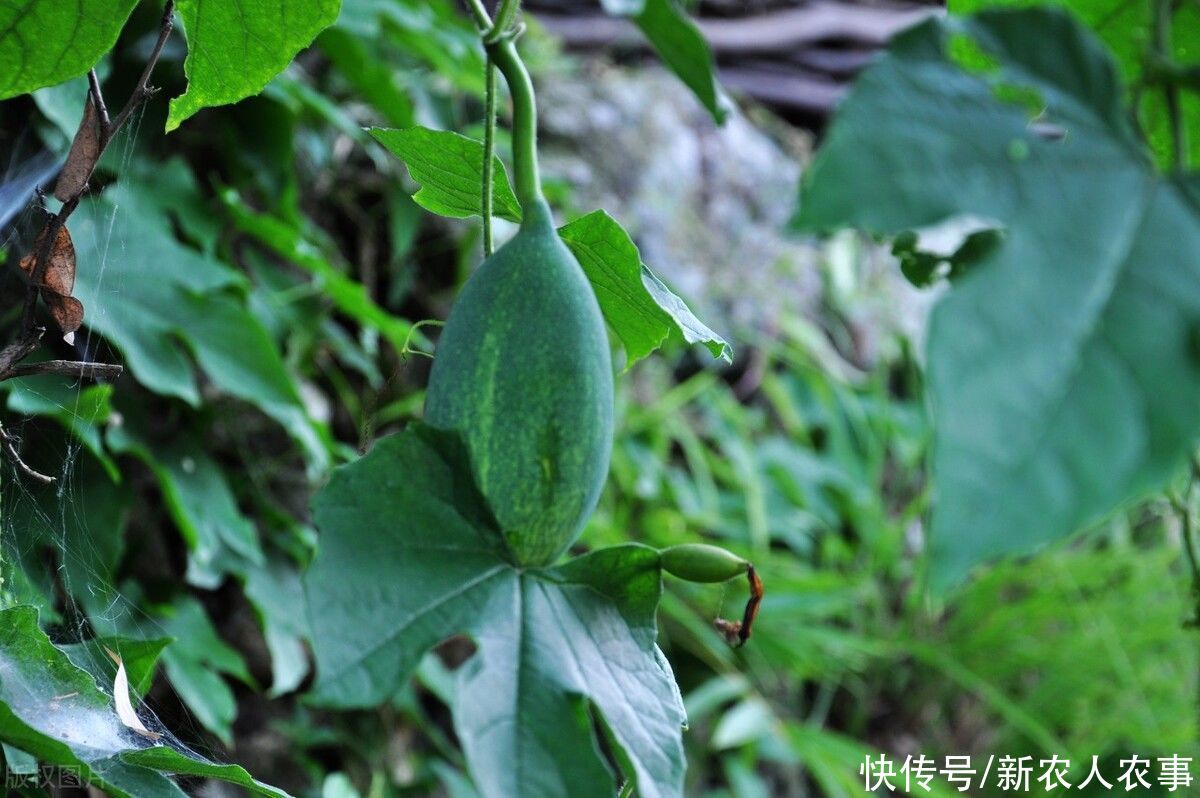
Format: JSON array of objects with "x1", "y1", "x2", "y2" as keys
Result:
[{"x1": 0, "y1": 0, "x2": 1196, "y2": 796}]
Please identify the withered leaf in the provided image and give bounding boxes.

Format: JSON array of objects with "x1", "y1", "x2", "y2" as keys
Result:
[
  {"x1": 20, "y1": 224, "x2": 84, "y2": 336},
  {"x1": 54, "y1": 95, "x2": 102, "y2": 202},
  {"x1": 48, "y1": 295, "x2": 85, "y2": 338}
]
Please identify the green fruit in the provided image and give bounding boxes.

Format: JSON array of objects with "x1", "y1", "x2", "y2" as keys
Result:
[
  {"x1": 660, "y1": 544, "x2": 749, "y2": 583},
  {"x1": 425, "y1": 199, "x2": 613, "y2": 565}
]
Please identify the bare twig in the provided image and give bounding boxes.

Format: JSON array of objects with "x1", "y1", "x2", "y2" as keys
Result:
[
  {"x1": 6, "y1": 360, "x2": 124, "y2": 381},
  {"x1": 87, "y1": 68, "x2": 111, "y2": 129},
  {"x1": 105, "y1": 0, "x2": 176, "y2": 139},
  {"x1": 0, "y1": 422, "x2": 54, "y2": 484},
  {"x1": 0, "y1": 333, "x2": 43, "y2": 376},
  {"x1": 10, "y1": 0, "x2": 175, "y2": 379}
]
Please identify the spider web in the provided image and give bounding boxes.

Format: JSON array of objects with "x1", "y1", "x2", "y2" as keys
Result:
[{"x1": 0, "y1": 103, "x2": 238, "y2": 783}]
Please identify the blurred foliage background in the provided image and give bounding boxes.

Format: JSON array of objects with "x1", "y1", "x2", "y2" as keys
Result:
[{"x1": 0, "y1": 0, "x2": 1196, "y2": 795}]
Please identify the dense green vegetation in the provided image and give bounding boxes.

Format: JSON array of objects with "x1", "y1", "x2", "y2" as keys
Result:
[{"x1": 0, "y1": 0, "x2": 1198, "y2": 796}]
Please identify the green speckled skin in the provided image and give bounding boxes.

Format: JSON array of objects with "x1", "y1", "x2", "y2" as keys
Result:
[{"x1": 425, "y1": 201, "x2": 613, "y2": 566}]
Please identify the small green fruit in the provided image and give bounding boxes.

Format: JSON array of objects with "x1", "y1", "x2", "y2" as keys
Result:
[{"x1": 660, "y1": 544, "x2": 749, "y2": 583}]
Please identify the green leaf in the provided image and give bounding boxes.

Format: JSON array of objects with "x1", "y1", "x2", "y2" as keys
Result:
[
  {"x1": 628, "y1": 0, "x2": 727, "y2": 125},
  {"x1": 318, "y1": 28, "x2": 414, "y2": 127},
  {"x1": 948, "y1": 0, "x2": 1200, "y2": 170},
  {"x1": 0, "y1": 1, "x2": 137, "y2": 100},
  {"x1": 70, "y1": 176, "x2": 328, "y2": 472},
  {"x1": 167, "y1": 0, "x2": 342, "y2": 131},
  {"x1": 60, "y1": 637, "x2": 172, "y2": 699},
  {"x1": 794, "y1": 8, "x2": 1200, "y2": 585},
  {"x1": 304, "y1": 425, "x2": 686, "y2": 798},
  {"x1": 5, "y1": 376, "x2": 119, "y2": 479},
  {"x1": 220, "y1": 191, "x2": 419, "y2": 357},
  {"x1": 371, "y1": 127, "x2": 730, "y2": 365},
  {"x1": 0, "y1": 605, "x2": 289, "y2": 797},
  {"x1": 107, "y1": 424, "x2": 264, "y2": 589},
  {"x1": 369, "y1": 127, "x2": 523, "y2": 222},
  {"x1": 559, "y1": 210, "x2": 732, "y2": 366},
  {"x1": 243, "y1": 555, "x2": 311, "y2": 697}
]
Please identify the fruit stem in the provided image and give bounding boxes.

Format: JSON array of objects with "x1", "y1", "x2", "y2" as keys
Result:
[{"x1": 489, "y1": 36, "x2": 545, "y2": 214}]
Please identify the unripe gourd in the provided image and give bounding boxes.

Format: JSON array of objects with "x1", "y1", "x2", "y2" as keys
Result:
[
  {"x1": 424, "y1": 38, "x2": 615, "y2": 566},
  {"x1": 660, "y1": 543, "x2": 750, "y2": 583},
  {"x1": 425, "y1": 200, "x2": 613, "y2": 565}
]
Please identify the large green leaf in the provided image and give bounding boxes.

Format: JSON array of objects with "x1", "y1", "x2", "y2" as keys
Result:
[
  {"x1": 0, "y1": 1, "x2": 137, "y2": 99},
  {"x1": 370, "y1": 126, "x2": 729, "y2": 366},
  {"x1": 0, "y1": 605, "x2": 288, "y2": 797},
  {"x1": 948, "y1": 0, "x2": 1200, "y2": 170},
  {"x1": 107, "y1": 424, "x2": 264, "y2": 589},
  {"x1": 167, "y1": 0, "x2": 341, "y2": 131},
  {"x1": 221, "y1": 191, "x2": 418, "y2": 356},
  {"x1": 793, "y1": 8, "x2": 1200, "y2": 586},
  {"x1": 304, "y1": 424, "x2": 686, "y2": 798},
  {"x1": 70, "y1": 175, "x2": 327, "y2": 471}
]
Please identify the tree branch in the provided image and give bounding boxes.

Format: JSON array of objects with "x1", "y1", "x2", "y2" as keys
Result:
[
  {"x1": 5, "y1": 360, "x2": 124, "y2": 381},
  {"x1": 10, "y1": 0, "x2": 175, "y2": 381}
]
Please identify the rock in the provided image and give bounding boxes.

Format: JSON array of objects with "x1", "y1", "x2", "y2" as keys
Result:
[{"x1": 536, "y1": 62, "x2": 934, "y2": 367}]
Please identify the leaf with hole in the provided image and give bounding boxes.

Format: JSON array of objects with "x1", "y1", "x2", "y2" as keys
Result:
[{"x1": 304, "y1": 424, "x2": 686, "y2": 798}]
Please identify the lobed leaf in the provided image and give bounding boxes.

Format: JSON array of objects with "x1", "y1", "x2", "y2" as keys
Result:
[{"x1": 305, "y1": 424, "x2": 687, "y2": 798}]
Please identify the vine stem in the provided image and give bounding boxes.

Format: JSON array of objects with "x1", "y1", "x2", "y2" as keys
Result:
[
  {"x1": 488, "y1": 35, "x2": 545, "y2": 212},
  {"x1": 1169, "y1": 458, "x2": 1200, "y2": 626},
  {"x1": 1152, "y1": 0, "x2": 1187, "y2": 170},
  {"x1": 482, "y1": 53, "x2": 497, "y2": 256},
  {"x1": 464, "y1": 0, "x2": 544, "y2": 217}
]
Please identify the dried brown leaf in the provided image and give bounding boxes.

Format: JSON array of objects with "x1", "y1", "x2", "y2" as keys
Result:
[
  {"x1": 47, "y1": 295, "x2": 84, "y2": 336},
  {"x1": 54, "y1": 96, "x2": 102, "y2": 202},
  {"x1": 20, "y1": 224, "x2": 76, "y2": 296},
  {"x1": 20, "y1": 224, "x2": 84, "y2": 335}
]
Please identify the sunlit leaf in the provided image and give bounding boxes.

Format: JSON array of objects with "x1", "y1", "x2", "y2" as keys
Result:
[
  {"x1": 0, "y1": 1, "x2": 137, "y2": 99},
  {"x1": 167, "y1": 0, "x2": 341, "y2": 130}
]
